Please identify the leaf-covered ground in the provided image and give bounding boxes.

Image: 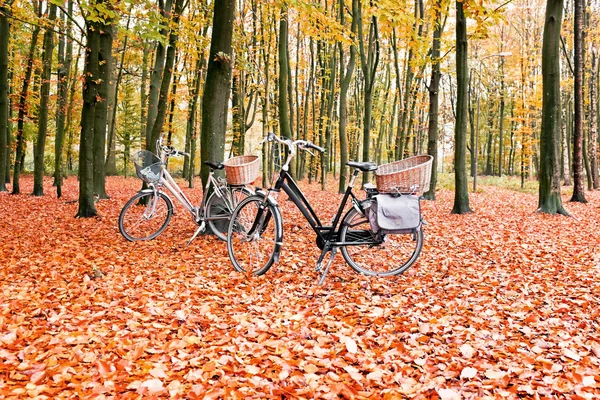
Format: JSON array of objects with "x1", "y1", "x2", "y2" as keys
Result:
[{"x1": 1, "y1": 175, "x2": 599, "y2": 399}]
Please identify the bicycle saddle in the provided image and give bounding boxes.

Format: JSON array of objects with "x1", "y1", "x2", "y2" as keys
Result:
[
  {"x1": 204, "y1": 161, "x2": 224, "y2": 170},
  {"x1": 346, "y1": 161, "x2": 378, "y2": 172}
]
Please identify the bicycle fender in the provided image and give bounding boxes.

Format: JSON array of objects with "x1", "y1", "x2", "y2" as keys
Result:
[{"x1": 256, "y1": 190, "x2": 283, "y2": 263}]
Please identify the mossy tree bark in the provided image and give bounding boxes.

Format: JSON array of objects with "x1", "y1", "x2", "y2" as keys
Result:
[
  {"x1": 0, "y1": 0, "x2": 13, "y2": 192},
  {"x1": 570, "y1": 0, "x2": 586, "y2": 203},
  {"x1": 200, "y1": 0, "x2": 235, "y2": 188},
  {"x1": 77, "y1": 22, "x2": 101, "y2": 218},
  {"x1": 337, "y1": 0, "x2": 357, "y2": 193},
  {"x1": 54, "y1": 0, "x2": 73, "y2": 199},
  {"x1": 423, "y1": 0, "x2": 445, "y2": 201},
  {"x1": 538, "y1": 0, "x2": 569, "y2": 215},
  {"x1": 33, "y1": 3, "x2": 57, "y2": 196},
  {"x1": 357, "y1": 1, "x2": 379, "y2": 184},
  {"x1": 12, "y1": 13, "x2": 40, "y2": 195},
  {"x1": 149, "y1": 0, "x2": 185, "y2": 153},
  {"x1": 93, "y1": 18, "x2": 113, "y2": 200},
  {"x1": 451, "y1": 0, "x2": 472, "y2": 214}
]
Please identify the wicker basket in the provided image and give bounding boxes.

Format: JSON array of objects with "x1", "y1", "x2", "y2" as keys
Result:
[
  {"x1": 375, "y1": 155, "x2": 433, "y2": 194},
  {"x1": 132, "y1": 150, "x2": 162, "y2": 183},
  {"x1": 224, "y1": 155, "x2": 260, "y2": 185}
]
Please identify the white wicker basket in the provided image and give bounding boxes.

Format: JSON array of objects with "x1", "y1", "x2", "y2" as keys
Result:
[
  {"x1": 375, "y1": 155, "x2": 433, "y2": 194},
  {"x1": 224, "y1": 155, "x2": 259, "y2": 185}
]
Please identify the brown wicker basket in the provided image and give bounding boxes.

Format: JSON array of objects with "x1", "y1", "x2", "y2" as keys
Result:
[
  {"x1": 224, "y1": 155, "x2": 260, "y2": 185},
  {"x1": 375, "y1": 155, "x2": 433, "y2": 194}
]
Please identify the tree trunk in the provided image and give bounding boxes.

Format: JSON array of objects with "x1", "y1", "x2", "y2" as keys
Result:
[
  {"x1": 278, "y1": 8, "x2": 292, "y2": 141},
  {"x1": 54, "y1": 0, "x2": 73, "y2": 198},
  {"x1": 539, "y1": 0, "x2": 569, "y2": 214},
  {"x1": 357, "y1": 2, "x2": 379, "y2": 184},
  {"x1": 0, "y1": 1, "x2": 13, "y2": 192},
  {"x1": 589, "y1": 50, "x2": 598, "y2": 189},
  {"x1": 150, "y1": 0, "x2": 184, "y2": 156},
  {"x1": 93, "y1": 17, "x2": 113, "y2": 199},
  {"x1": 423, "y1": 0, "x2": 443, "y2": 200},
  {"x1": 77, "y1": 22, "x2": 100, "y2": 218},
  {"x1": 185, "y1": 46, "x2": 203, "y2": 187},
  {"x1": 570, "y1": 0, "x2": 586, "y2": 202},
  {"x1": 140, "y1": 40, "x2": 150, "y2": 146},
  {"x1": 146, "y1": 0, "x2": 172, "y2": 151},
  {"x1": 32, "y1": 3, "x2": 57, "y2": 196},
  {"x1": 200, "y1": 0, "x2": 235, "y2": 187},
  {"x1": 322, "y1": 47, "x2": 337, "y2": 190},
  {"x1": 498, "y1": 58, "x2": 506, "y2": 176},
  {"x1": 105, "y1": 4, "x2": 133, "y2": 176},
  {"x1": 451, "y1": 0, "x2": 472, "y2": 214}
]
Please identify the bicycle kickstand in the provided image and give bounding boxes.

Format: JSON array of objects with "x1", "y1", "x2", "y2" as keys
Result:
[
  {"x1": 186, "y1": 222, "x2": 206, "y2": 247},
  {"x1": 317, "y1": 248, "x2": 337, "y2": 286}
]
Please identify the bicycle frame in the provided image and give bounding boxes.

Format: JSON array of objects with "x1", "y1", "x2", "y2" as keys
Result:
[
  {"x1": 269, "y1": 167, "x2": 366, "y2": 249},
  {"x1": 147, "y1": 164, "x2": 232, "y2": 223}
]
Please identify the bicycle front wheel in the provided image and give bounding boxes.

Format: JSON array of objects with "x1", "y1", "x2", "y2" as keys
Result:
[
  {"x1": 206, "y1": 186, "x2": 253, "y2": 241},
  {"x1": 227, "y1": 195, "x2": 281, "y2": 275},
  {"x1": 339, "y1": 208, "x2": 423, "y2": 276},
  {"x1": 118, "y1": 191, "x2": 173, "y2": 241}
]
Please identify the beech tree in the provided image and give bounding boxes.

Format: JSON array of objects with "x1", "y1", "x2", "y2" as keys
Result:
[
  {"x1": 451, "y1": 0, "x2": 472, "y2": 214},
  {"x1": 200, "y1": 0, "x2": 235, "y2": 187},
  {"x1": 0, "y1": 1, "x2": 13, "y2": 192},
  {"x1": 538, "y1": 0, "x2": 568, "y2": 215}
]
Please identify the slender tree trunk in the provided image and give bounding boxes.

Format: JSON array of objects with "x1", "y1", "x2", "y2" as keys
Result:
[
  {"x1": 539, "y1": 0, "x2": 569, "y2": 214},
  {"x1": 357, "y1": 2, "x2": 379, "y2": 184},
  {"x1": 322, "y1": 48, "x2": 337, "y2": 190},
  {"x1": 498, "y1": 59, "x2": 506, "y2": 176},
  {"x1": 167, "y1": 52, "x2": 180, "y2": 144},
  {"x1": 32, "y1": 3, "x2": 57, "y2": 196},
  {"x1": 146, "y1": 0, "x2": 172, "y2": 150},
  {"x1": 140, "y1": 40, "x2": 150, "y2": 146},
  {"x1": 186, "y1": 47, "x2": 203, "y2": 187},
  {"x1": 150, "y1": 0, "x2": 184, "y2": 155},
  {"x1": 200, "y1": 0, "x2": 235, "y2": 187},
  {"x1": 570, "y1": 0, "x2": 586, "y2": 202},
  {"x1": 424, "y1": 0, "x2": 443, "y2": 200},
  {"x1": 0, "y1": 1, "x2": 13, "y2": 192},
  {"x1": 564, "y1": 97, "x2": 573, "y2": 185},
  {"x1": 106, "y1": 4, "x2": 133, "y2": 176},
  {"x1": 65, "y1": 47, "x2": 80, "y2": 175},
  {"x1": 589, "y1": 51, "x2": 598, "y2": 189},
  {"x1": 451, "y1": 0, "x2": 472, "y2": 214},
  {"x1": 278, "y1": 8, "x2": 292, "y2": 141},
  {"x1": 54, "y1": 0, "x2": 73, "y2": 198}
]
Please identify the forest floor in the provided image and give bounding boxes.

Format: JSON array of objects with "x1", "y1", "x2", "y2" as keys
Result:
[{"x1": 1, "y1": 175, "x2": 599, "y2": 399}]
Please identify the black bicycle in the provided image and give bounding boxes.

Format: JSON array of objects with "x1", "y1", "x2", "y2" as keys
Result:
[{"x1": 226, "y1": 133, "x2": 425, "y2": 284}]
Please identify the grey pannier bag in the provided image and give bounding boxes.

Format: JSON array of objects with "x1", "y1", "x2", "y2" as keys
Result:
[{"x1": 365, "y1": 194, "x2": 421, "y2": 234}]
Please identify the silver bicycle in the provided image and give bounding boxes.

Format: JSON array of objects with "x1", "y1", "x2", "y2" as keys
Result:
[{"x1": 118, "y1": 137, "x2": 253, "y2": 243}]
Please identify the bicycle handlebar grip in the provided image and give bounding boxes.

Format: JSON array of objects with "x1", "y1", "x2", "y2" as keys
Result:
[{"x1": 307, "y1": 142, "x2": 325, "y2": 153}]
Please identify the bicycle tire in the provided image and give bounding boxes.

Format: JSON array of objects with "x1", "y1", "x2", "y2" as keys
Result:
[
  {"x1": 227, "y1": 195, "x2": 282, "y2": 275},
  {"x1": 206, "y1": 186, "x2": 253, "y2": 241},
  {"x1": 339, "y1": 208, "x2": 423, "y2": 276},
  {"x1": 118, "y1": 191, "x2": 173, "y2": 241}
]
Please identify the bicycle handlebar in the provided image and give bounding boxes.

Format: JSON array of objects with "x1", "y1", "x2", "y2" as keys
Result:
[
  {"x1": 156, "y1": 136, "x2": 189, "y2": 158},
  {"x1": 262, "y1": 132, "x2": 325, "y2": 154}
]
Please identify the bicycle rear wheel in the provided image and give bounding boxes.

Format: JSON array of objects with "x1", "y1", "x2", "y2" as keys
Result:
[
  {"x1": 227, "y1": 195, "x2": 281, "y2": 275},
  {"x1": 206, "y1": 186, "x2": 253, "y2": 241},
  {"x1": 339, "y1": 208, "x2": 423, "y2": 276},
  {"x1": 119, "y1": 191, "x2": 173, "y2": 241}
]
